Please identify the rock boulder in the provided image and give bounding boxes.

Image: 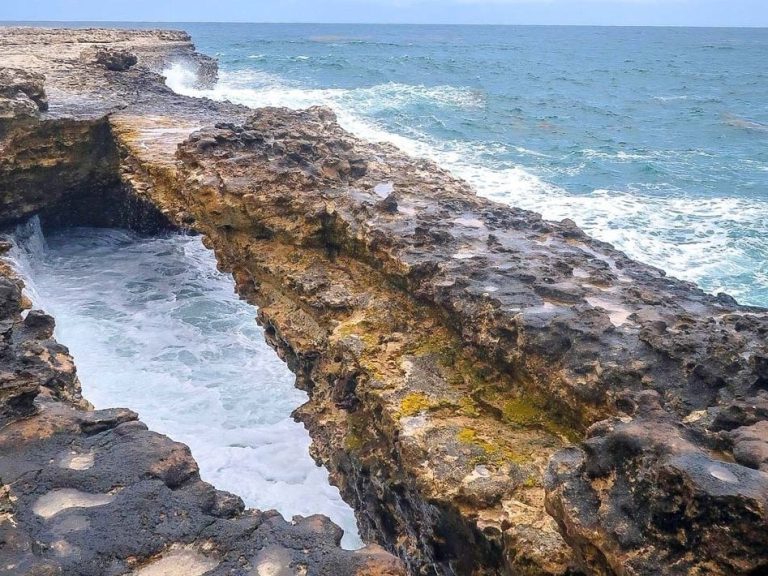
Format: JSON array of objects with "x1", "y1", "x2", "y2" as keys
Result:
[{"x1": 94, "y1": 48, "x2": 139, "y2": 71}]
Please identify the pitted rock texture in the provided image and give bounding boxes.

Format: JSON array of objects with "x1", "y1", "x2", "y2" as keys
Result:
[
  {"x1": 177, "y1": 107, "x2": 768, "y2": 429},
  {"x1": 0, "y1": 398, "x2": 403, "y2": 576},
  {"x1": 0, "y1": 68, "x2": 48, "y2": 121},
  {"x1": 0, "y1": 246, "x2": 85, "y2": 419},
  {"x1": 94, "y1": 48, "x2": 139, "y2": 71},
  {"x1": 142, "y1": 106, "x2": 766, "y2": 575},
  {"x1": 137, "y1": 108, "x2": 579, "y2": 575},
  {"x1": 546, "y1": 391, "x2": 768, "y2": 575}
]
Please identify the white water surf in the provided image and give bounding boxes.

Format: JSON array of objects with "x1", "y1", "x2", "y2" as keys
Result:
[
  {"x1": 164, "y1": 63, "x2": 768, "y2": 306},
  {"x1": 6, "y1": 219, "x2": 362, "y2": 549}
]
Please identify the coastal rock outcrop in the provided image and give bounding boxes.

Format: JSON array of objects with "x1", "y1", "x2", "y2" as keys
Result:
[
  {"x1": 94, "y1": 48, "x2": 139, "y2": 71},
  {"x1": 0, "y1": 68, "x2": 47, "y2": 112},
  {"x1": 156, "y1": 106, "x2": 767, "y2": 575},
  {"x1": 0, "y1": 249, "x2": 84, "y2": 419},
  {"x1": 0, "y1": 396, "x2": 403, "y2": 576},
  {"x1": 2, "y1": 26, "x2": 767, "y2": 576},
  {"x1": 546, "y1": 391, "x2": 768, "y2": 575},
  {"x1": 0, "y1": 68, "x2": 47, "y2": 124},
  {"x1": 0, "y1": 28, "x2": 404, "y2": 576}
]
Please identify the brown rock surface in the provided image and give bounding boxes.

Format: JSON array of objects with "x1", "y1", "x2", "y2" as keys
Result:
[
  {"x1": 0, "y1": 67, "x2": 48, "y2": 122},
  {"x1": 546, "y1": 391, "x2": 768, "y2": 575},
  {"x1": 149, "y1": 106, "x2": 767, "y2": 575}
]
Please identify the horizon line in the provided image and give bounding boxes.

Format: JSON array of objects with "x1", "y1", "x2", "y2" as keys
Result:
[{"x1": 1, "y1": 20, "x2": 767, "y2": 29}]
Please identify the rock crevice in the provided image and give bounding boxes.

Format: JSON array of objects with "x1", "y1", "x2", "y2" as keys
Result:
[{"x1": 0, "y1": 28, "x2": 404, "y2": 576}]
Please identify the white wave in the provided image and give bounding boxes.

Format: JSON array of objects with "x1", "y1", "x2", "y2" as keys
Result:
[
  {"x1": 166, "y1": 64, "x2": 484, "y2": 111},
  {"x1": 164, "y1": 62, "x2": 201, "y2": 90},
  {"x1": 653, "y1": 95, "x2": 689, "y2": 102},
  {"x1": 481, "y1": 185, "x2": 768, "y2": 303},
  {"x1": 514, "y1": 145, "x2": 550, "y2": 158},
  {"x1": 7, "y1": 223, "x2": 362, "y2": 550},
  {"x1": 724, "y1": 113, "x2": 768, "y2": 133},
  {"x1": 345, "y1": 82, "x2": 486, "y2": 110},
  {"x1": 6, "y1": 216, "x2": 48, "y2": 309},
  {"x1": 582, "y1": 149, "x2": 656, "y2": 161},
  {"x1": 164, "y1": 65, "x2": 768, "y2": 306}
]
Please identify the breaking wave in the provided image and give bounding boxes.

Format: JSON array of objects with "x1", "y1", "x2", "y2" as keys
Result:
[{"x1": 164, "y1": 62, "x2": 768, "y2": 307}]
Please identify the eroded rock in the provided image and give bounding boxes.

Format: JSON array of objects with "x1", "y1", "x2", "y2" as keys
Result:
[
  {"x1": 0, "y1": 260, "x2": 85, "y2": 419},
  {"x1": 160, "y1": 106, "x2": 767, "y2": 575},
  {"x1": 545, "y1": 393, "x2": 768, "y2": 575},
  {"x1": 94, "y1": 48, "x2": 139, "y2": 71},
  {"x1": 0, "y1": 67, "x2": 48, "y2": 116},
  {"x1": 0, "y1": 397, "x2": 402, "y2": 575}
]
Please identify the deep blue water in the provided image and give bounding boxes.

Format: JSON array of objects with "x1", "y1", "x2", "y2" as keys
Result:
[{"x1": 22, "y1": 23, "x2": 768, "y2": 305}]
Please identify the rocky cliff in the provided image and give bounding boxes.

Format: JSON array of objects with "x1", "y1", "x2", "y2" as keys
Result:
[
  {"x1": 0, "y1": 28, "x2": 403, "y2": 576},
  {"x1": 1, "y1": 27, "x2": 767, "y2": 576}
]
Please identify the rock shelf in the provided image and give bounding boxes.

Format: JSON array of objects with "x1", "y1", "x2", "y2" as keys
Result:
[{"x1": 1, "y1": 26, "x2": 766, "y2": 576}]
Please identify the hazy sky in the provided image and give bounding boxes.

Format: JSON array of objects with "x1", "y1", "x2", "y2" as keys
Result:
[{"x1": 1, "y1": 0, "x2": 766, "y2": 27}]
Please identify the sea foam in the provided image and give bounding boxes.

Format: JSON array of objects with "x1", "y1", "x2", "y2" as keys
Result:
[{"x1": 8, "y1": 222, "x2": 362, "y2": 550}]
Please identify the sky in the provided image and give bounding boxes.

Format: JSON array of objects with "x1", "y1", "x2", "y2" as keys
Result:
[{"x1": 0, "y1": 0, "x2": 766, "y2": 27}]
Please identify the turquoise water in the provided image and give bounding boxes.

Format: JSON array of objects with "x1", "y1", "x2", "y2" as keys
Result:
[
  {"x1": 30, "y1": 22, "x2": 767, "y2": 304},
  {"x1": 163, "y1": 24, "x2": 767, "y2": 307}
]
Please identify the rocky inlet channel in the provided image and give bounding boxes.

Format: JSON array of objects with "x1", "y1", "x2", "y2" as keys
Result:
[{"x1": 1, "y1": 27, "x2": 767, "y2": 576}]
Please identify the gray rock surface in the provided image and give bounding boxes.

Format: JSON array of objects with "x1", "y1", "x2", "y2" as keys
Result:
[
  {"x1": 0, "y1": 397, "x2": 403, "y2": 576},
  {"x1": 94, "y1": 48, "x2": 139, "y2": 71}
]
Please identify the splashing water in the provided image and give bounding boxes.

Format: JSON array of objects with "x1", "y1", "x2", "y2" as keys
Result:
[
  {"x1": 164, "y1": 24, "x2": 768, "y2": 307},
  {"x1": 7, "y1": 219, "x2": 362, "y2": 549}
]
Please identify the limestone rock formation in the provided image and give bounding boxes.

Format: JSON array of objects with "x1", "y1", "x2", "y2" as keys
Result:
[
  {"x1": 149, "y1": 106, "x2": 767, "y2": 575},
  {"x1": 0, "y1": 67, "x2": 48, "y2": 124},
  {"x1": 0, "y1": 397, "x2": 403, "y2": 576},
  {"x1": 546, "y1": 391, "x2": 768, "y2": 575},
  {"x1": 0, "y1": 68, "x2": 48, "y2": 112},
  {"x1": 0, "y1": 250, "x2": 84, "y2": 419},
  {"x1": 94, "y1": 48, "x2": 139, "y2": 71},
  {"x1": 1, "y1": 26, "x2": 767, "y2": 576}
]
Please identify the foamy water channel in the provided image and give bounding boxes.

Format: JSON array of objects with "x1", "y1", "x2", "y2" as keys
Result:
[{"x1": 7, "y1": 220, "x2": 362, "y2": 549}]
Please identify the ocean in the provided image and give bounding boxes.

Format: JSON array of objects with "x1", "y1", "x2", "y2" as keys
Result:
[{"x1": 158, "y1": 23, "x2": 767, "y2": 307}]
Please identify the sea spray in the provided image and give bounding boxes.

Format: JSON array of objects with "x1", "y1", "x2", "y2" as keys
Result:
[
  {"x1": 7, "y1": 216, "x2": 49, "y2": 309},
  {"x1": 8, "y1": 221, "x2": 362, "y2": 549}
]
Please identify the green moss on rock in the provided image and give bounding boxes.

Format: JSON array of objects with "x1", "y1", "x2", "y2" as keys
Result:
[{"x1": 400, "y1": 392, "x2": 433, "y2": 416}]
